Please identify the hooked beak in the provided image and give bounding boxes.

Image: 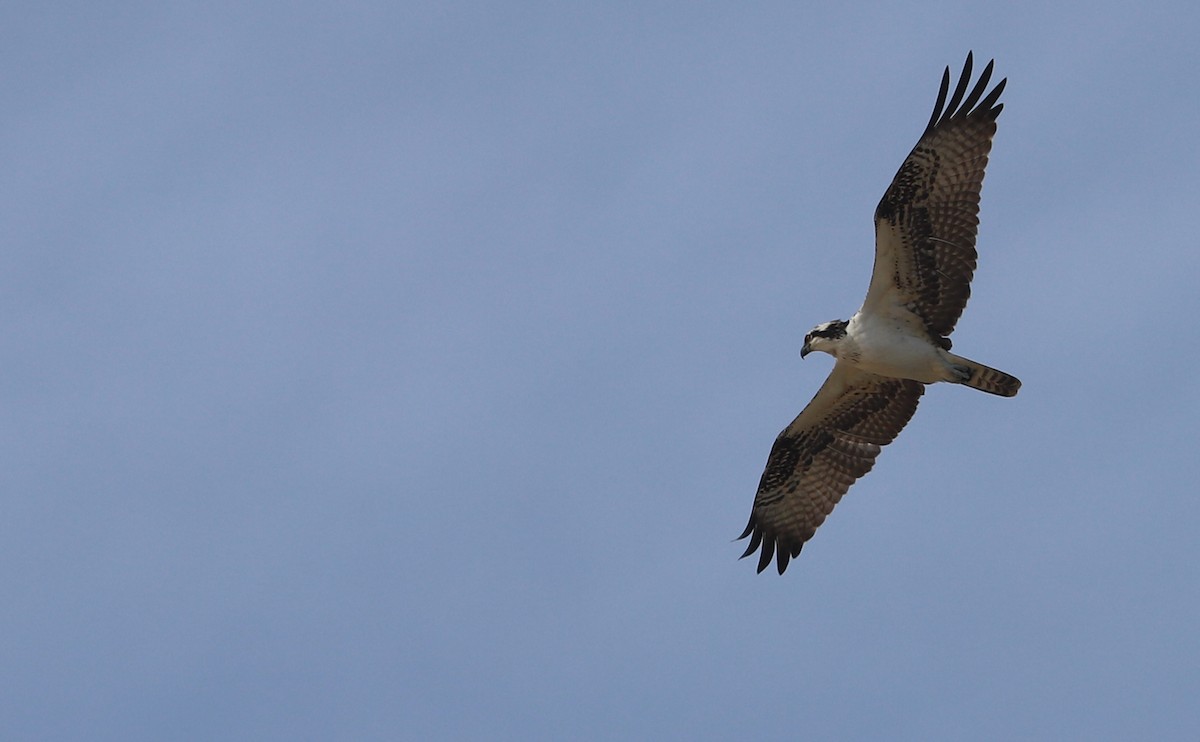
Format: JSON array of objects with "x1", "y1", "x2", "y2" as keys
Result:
[{"x1": 800, "y1": 342, "x2": 811, "y2": 359}]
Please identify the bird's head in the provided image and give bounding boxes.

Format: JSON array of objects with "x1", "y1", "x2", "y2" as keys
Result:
[{"x1": 801, "y1": 319, "x2": 849, "y2": 359}]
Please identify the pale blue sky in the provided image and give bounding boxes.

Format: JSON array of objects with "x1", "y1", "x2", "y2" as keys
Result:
[{"x1": 3, "y1": 2, "x2": 1199, "y2": 740}]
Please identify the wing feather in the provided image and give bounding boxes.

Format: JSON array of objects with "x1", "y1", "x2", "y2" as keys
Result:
[
  {"x1": 739, "y1": 364, "x2": 924, "y2": 574},
  {"x1": 864, "y1": 52, "x2": 1006, "y2": 339}
]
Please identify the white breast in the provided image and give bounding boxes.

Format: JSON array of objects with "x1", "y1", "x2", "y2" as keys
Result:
[{"x1": 842, "y1": 311, "x2": 947, "y2": 383}]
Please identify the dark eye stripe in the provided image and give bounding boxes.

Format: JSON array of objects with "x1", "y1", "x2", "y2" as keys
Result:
[{"x1": 812, "y1": 320, "x2": 848, "y2": 339}]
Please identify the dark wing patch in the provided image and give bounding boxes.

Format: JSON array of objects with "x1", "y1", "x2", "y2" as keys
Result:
[
  {"x1": 738, "y1": 367, "x2": 924, "y2": 574},
  {"x1": 870, "y1": 52, "x2": 1005, "y2": 338}
]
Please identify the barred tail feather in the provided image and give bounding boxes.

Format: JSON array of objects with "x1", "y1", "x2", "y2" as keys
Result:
[{"x1": 951, "y1": 355, "x2": 1021, "y2": 397}]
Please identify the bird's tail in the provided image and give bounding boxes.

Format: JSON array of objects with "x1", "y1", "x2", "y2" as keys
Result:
[{"x1": 947, "y1": 354, "x2": 1021, "y2": 397}]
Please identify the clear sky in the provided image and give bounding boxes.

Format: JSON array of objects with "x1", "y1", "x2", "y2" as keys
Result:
[{"x1": 3, "y1": 2, "x2": 1198, "y2": 740}]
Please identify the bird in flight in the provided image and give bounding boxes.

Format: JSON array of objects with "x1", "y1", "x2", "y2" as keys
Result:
[{"x1": 738, "y1": 53, "x2": 1020, "y2": 574}]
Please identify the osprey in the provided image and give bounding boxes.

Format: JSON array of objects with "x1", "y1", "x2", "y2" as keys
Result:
[{"x1": 739, "y1": 53, "x2": 1020, "y2": 574}]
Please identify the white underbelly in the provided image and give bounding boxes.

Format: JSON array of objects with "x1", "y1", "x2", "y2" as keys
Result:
[{"x1": 844, "y1": 314, "x2": 946, "y2": 383}]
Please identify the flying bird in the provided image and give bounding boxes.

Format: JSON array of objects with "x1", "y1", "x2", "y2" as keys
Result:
[{"x1": 738, "y1": 53, "x2": 1020, "y2": 574}]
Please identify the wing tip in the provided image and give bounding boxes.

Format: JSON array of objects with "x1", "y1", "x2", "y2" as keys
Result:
[
  {"x1": 737, "y1": 516, "x2": 804, "y2": 574},
  {"x1": 925, "y1": 52, "x2": 1006, "y2": 134}
]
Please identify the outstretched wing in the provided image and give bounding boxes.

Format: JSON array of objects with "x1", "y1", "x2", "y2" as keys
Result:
[
  {"x1": 863, "y1": 52, "x2": 1006, "y2": 339},
  {"x1": 739, "y1": 364, "x2": 924, "y2": 574}
]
